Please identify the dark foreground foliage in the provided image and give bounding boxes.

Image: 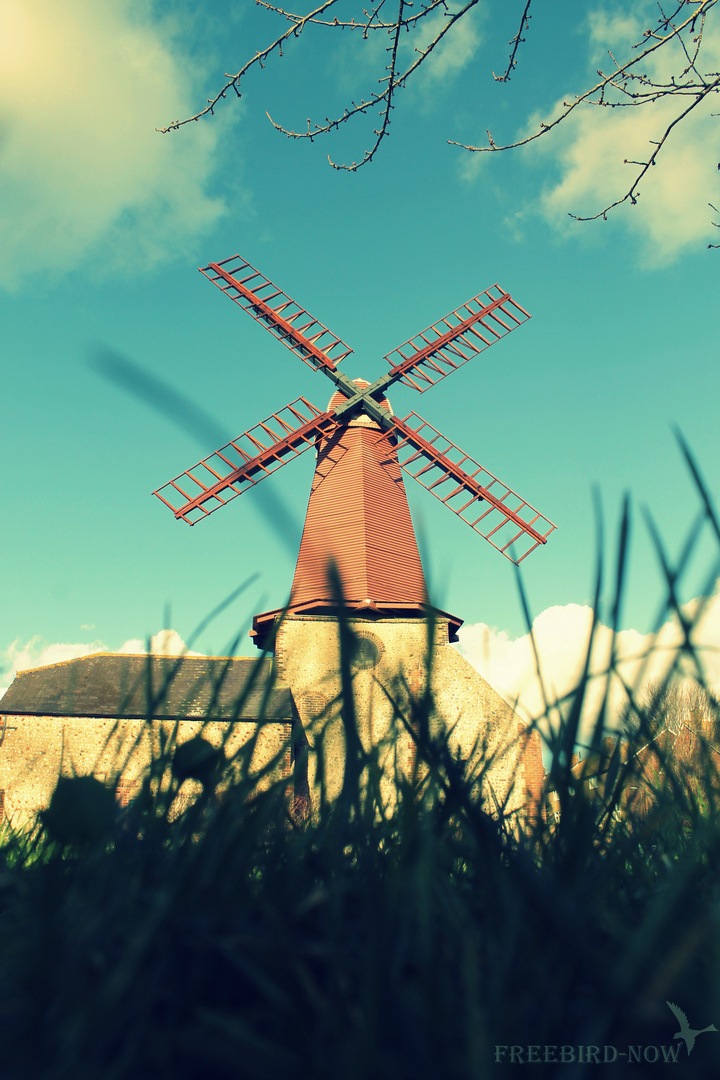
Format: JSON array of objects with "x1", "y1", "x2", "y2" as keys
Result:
[{"x1": 1, "y1": 443, "x2": 720, "y2": 1080}]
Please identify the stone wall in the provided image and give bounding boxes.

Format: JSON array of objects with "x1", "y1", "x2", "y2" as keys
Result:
[
  {"x1": 274, "y1": 612, "x2": 543, "y2": 818},
  {"x1": 0, "y1": 714, "x2": 293, "y2": 830}
]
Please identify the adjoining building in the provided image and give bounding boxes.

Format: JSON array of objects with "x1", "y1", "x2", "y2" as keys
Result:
[{"x1": 0, "y1": 653, "x2": 305, "y2": 828}]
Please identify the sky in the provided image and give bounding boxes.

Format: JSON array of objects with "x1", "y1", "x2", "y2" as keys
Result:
[{"x1": 1, "y1": 0, "x2": 719, "y2": 737}]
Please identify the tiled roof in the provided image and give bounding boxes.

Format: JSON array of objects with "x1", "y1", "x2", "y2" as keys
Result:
[{"x1": 0, "y1": 654, "x2": 294, "y2": 722}]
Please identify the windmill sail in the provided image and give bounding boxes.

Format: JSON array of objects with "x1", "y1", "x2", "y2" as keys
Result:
[
  {"x1": 386, "y1": 413, "x2": 556, "y2": 563},
  {"x1": 200, "y1": 256, "x2": 353, "y2": 373},
  {"x1": 154, "y1": 398, "x2": 336, "y2": 525},
  {"x1": 384, "y1": 286, "x2": 530, "y2": 393}
]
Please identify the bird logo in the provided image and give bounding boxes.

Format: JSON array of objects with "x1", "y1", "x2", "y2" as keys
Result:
[{"x1": 666, "y1": 1001, "x2": 718, "y2": 1056}]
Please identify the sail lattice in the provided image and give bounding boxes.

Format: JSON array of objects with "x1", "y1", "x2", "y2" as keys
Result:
[
  {"x1": 386, "y1": 413, "x2": 556, "y2": 562},
  {"x1": 154, "y1": 398, "x2": 336, "y2": 524}
]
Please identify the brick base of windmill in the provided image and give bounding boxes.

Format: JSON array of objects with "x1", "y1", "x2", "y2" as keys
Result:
[{"x1": 273, "y1": 611, "x2": 543, "y2": 818}]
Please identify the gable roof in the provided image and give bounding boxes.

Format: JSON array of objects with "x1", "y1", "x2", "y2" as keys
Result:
[{"x1": 0, "y1": 654, "x2": 295, "y2": 723}]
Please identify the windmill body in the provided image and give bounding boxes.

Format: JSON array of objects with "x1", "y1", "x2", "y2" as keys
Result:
[
  {"x1": 289, "y1": 383, "x2": 427, "y2": 609},
  {"x1": 154, "y1": 256, "x2": 555, "y2": 809},
  {"x1": 252, "y1": 379, "x2": 459, "y2": 648}
]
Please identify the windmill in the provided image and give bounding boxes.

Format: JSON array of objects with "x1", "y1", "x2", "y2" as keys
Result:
[{"x1": 153, "y1": 255, "x2": 553, "y2": 806}]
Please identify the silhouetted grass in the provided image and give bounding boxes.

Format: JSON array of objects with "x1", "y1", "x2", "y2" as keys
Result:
[{"x1": 1, "y1": 439, "x2": 719, "y2": 1078}]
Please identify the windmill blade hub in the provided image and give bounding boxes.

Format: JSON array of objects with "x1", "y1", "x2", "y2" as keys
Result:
[{"x1": 328, "y1": 378, "x2": 394, "y2": 428}]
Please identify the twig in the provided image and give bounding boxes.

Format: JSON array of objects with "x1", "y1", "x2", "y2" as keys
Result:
[
  {"x1": 493, "y1": 0, "x2": 534, "y2": 83},
  {"x1": 268, "y1": 0, "x2": 479, "y2": 171},
  {"x1": 571, "y1": 77, "x2": 720, "y2": 221},
  {"x1": 157, "y1": 0, "x2": 346, "y2": 132}
]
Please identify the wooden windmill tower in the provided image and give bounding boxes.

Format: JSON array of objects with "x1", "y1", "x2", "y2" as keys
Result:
[{"x1": 154, "y1": 255, "x2": 555, "y2": 805}]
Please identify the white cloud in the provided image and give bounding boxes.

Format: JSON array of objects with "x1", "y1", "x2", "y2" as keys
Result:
[
  {"x1": 586, "y1": 9, "x2": 643, "y2": 64},
  {"x1": 0, "y1": 628, "x2": 201, "y2": 690},
  {"x1": 116, "y1": 629, "x2": 201, "y2": 657},
  {"x1": 404, "y1": 9, "x2": 483, "y2": 93},
  {"x1": 0, "y1": 637, "x2": 106, "y2": 686},
  {"x1": 0, "y1": 0, "x2": 230, "y2": 291},
  {"x1": 457, "y1": 580, "x2": 720, "y2": 745}
]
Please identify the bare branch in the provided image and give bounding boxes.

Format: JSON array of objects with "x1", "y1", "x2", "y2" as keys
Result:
[
  {"x1": 450, "y1": 0, "x2": 718, "y2": 156},
  {"x1": 449, "y1": 0, "x2": 719, "y2": 229},
  {"x1": 494, "y1": 0, "x2": 534, "y2": 83},
  {"x1": 255, "y1": 0, "x2": 450, "y2": 32},
  {"x1": 329, "y1": 0, "x2": 407, "y2": 171},
  {"x1": 157, "y1": 0, "x2": 719, "y2": 236},
  {"x1": 157, "y1": 0, "x2": 347, "y2": 133},
  {"x1": 710, "y1": 202, "x2": 720, "y2": 246},
  {"x1": 570, "y1": 77, "x2": 720, "y2": 221},
  {"x1": 267, "y1": 0, "x2": 480, "y2": 171}
]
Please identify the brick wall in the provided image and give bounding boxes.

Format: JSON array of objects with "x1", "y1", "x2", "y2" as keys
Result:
[{"x1": 518, "y1": 723, "x2": 545, "y2": 824}]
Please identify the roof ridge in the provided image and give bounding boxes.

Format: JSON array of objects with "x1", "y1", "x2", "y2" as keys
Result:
[
  {"x1": 14, "y1": 650, "x2": 107, "y2": 676},
  {"x1": 13, "y1": 652, "x2": 266, "y2": 677},
  {"x1": 2, "y1": 653, "x2": 292, "y2": 720}
]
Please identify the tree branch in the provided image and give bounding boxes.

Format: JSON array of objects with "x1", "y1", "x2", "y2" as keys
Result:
[
  {"x1": 156, "y1": 0, "x2": 719, "y2": 235},
  {"x1": 157, "y1": 0, "x2": 347, "y2": 132},
  {"x1": 493, "y1": 0, "x2": 534, "y2": 83},
  {"x1": 266, "y1": 0, "x2": 479, "y2": 171},
  {"x1": 255, "y1": 0, "x2": 450, "y2": 33},
  {"x1": 570, "y1": 77, "x2": 720, "y2": 221},
  {"x1": 450, "y1": 0, "x2": 717, "y2": 156}
]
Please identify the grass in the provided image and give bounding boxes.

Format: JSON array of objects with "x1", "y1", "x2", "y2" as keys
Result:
[{"x1": 1, "y1": 439, "x2": 719, "y2": 1078}]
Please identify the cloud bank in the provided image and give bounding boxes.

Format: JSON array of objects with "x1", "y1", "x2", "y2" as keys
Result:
[
  {"x1": 0, "y1": 0, "x2": 228, "y2": 290},
  {"x1": 457, "y1": 581, "x2": 720, "y2": 745}
]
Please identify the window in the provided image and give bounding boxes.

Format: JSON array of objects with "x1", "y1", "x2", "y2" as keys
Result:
[{"x1": 352, "y1": 634, "x2": 380, "y2": 670}]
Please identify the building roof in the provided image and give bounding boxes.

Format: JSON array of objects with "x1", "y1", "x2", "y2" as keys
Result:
[{"x1": 0, "y1": 654, "x2": 295, "y2": 722}]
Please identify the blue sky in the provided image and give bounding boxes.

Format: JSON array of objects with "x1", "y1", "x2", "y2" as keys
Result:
[{"x1": 2, "y1": 0, "x2": 719, "y2": 723}]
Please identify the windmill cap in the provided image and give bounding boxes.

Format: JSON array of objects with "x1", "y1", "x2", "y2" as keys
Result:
[{"x1": 328, "y1": 379, "x2": 394, "y2": 428}]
